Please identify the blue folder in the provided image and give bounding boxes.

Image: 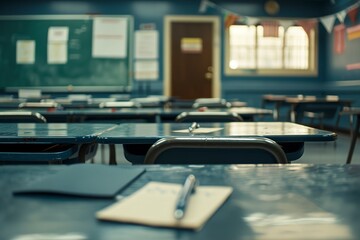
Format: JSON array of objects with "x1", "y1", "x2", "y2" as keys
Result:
[{"x1": 13, "y1": 164, "x2": 145, "y2": 198}]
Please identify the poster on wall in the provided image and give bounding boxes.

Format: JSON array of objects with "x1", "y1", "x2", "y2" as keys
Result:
[
  {"x1": 92, "y1": 17, "x2": 128, "y2": 58},
  {"x1": 134, "y1": 60, "x2": 158, "y2": 80},
  {"x1": 347, "y1": 24, "x2": 360, "y2": 40},
  {"x1": 181, "y1": 38, "x2": 203, "y2": 53},
  {"x1": 47, "y1": 27, "x2": 69, "y2": 64},
  {"x1": 135, "y1": 30, "x2": 158, "y2": 59},
  {"x1": 16, "y1": 40, "x2": 35, "y2": 64}
]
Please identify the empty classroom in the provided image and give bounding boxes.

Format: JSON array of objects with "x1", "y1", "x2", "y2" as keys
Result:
[{"x1": 0, "y1": 0, "x2": 360, "y2": 239}]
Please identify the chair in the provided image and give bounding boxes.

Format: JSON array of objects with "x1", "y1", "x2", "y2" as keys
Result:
[
  {"x1": 130, "y1": 97, "x2": 162, "y2": 108},
  {"x1": 144, "y1": 137, "x2": 288, "y2": 164},
  {"x1": 0, "y1": 111, "x2": 47, "y2": 123},
  {"x1": 99, "y1": 101, "x2": 141, "y2": 109},
  {"x1": 18, "y1": 102, "x2": 61, "y2": 111},
  {"x1": 192, "y1": 98, "x2": 231, "y2": 109},
  {"x1": 175, "y1": 111, "x2": 243, "y2": 122},
  {"x1": 292, "y1": 100, "x2": 346, "y2": 129}
]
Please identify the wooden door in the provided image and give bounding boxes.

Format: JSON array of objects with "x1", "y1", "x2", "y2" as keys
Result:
[{"x1": 170, "y1": 22, "x2": 214, "y2": 100}]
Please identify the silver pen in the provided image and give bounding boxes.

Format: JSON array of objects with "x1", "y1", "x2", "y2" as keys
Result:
[
  {"x1": 174, "y1": 174, "x2": 197, "y2": 220},
  {"x1": 188, "y1": 122, "x2": 200, "y2": 133}
]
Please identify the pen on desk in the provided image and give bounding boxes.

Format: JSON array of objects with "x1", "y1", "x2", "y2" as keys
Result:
[
  {"x1": 188, "y1": 122, "x2": 200, "y2": 133},
  {"x1": 174, "y1": 174, "x2": 197, "y2": 220}
]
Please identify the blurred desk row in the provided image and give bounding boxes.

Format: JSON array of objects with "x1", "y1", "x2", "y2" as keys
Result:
[
  {"x1": 0, "y1": 96, "x2": 247, "y2": 110},
  {"x1": 0, "y1": 107, "x2": 273, "y2": 123},
  {"x1": 0, "y1": 122, "x2": 336, "y2": 164},
  {"x1": 262, "y1": 94, "x2": 353, "y2": 128}
]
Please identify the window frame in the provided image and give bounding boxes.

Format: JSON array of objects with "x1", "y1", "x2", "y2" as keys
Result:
[{"x1": 224, "y1": 20, "x2": 318, "y2": 77}]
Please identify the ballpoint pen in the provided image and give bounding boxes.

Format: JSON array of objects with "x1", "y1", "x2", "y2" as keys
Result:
[
  {"x1": 174, "y1": 174, "x2": 197, "y2": 220},
  {"x1": 188, "y1": 122, "x2": 200, "y2": 133}
]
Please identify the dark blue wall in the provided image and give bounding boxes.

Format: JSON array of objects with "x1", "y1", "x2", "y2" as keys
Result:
[{"x1": 0, "y1": 0, "x2": 359, "y2": 121}]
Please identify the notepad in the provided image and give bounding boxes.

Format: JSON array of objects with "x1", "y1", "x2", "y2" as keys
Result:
[
  {"x1": 96, "y1": 181, "x2": 233, "y2": 230},
  {"x1": 13, "y1": 164, "x2": 145, "y2": 198}
]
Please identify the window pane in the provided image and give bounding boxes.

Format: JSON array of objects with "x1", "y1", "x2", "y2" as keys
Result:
[
  {"x1": 226, "y1": 22, "x2": 314, "y2": 75},
  {"x1": 284, "y1": 26, "x2": 309, "y2": 69},
  {"x1": 229, "y1": 25, "x2": 256, "y2": 69},
  {"x1": 257, "y1": 26, "x2": 284, "y2": 69}
]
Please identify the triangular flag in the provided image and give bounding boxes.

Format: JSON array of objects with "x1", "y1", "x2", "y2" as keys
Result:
[
  {"x1": 347, "y1": 6, "x2": 359, "y2": 24},
  {"x1": 279, "y1": 20, "x2": 294, "y2": 31},
  {"x1": 199, "y1": 0, "x2": 209, "y2": 13},
  {"x1": 261, "y1": 21, "x2": 279, "y2": 37},
  {"x1": 320, "y1": 15, "x2": 336, "y2": 33},
  {"x1": 225, "y1": 13, "x2": 238, "y2": 28},
  {"x1": 336, "y1": 10, "x2": 347, "y2": 23},
  {"x1": 246, "y1": 17, "x2": 259, "y2": 26},
  {"x1": 296, "y1": 19, "x2": 318, "y2": 37}
]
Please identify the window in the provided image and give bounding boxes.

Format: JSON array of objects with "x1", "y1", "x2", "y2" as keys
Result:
[{"x1": 226, "y1": 23, "x2": 317, "y2": 76}]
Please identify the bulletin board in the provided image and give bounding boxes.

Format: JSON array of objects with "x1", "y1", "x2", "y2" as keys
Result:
[{"x1": 0, "y1": 15, "x2": 133, "y2": 92}]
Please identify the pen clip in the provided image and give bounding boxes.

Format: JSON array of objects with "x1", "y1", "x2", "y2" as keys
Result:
[{"x1": 188, "y1": 122, "x2": 200, "y2": 133}]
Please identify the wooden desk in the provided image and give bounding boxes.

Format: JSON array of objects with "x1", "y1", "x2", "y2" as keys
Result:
[
  {"x1": 160, "y1": 107, "x2": 272, "y2": 122},
  {"x1": 340, "y1": 107, "x2": 360, "y2": 164},
  {"x1": 262, "y1": 94, "x2": 352, "y2": 124},
  {"x1": 285, "y1": 97, "x2": 352, "y2": 123},
  {"x1": 40, "y1": 109, "x2": 159, "y2": 123},
  {"x1": 97, "y1": 122, "x2": 336, "y2": 163},
  {"x1": 29, "y1": 107, "x2": 272, "y2": 123},
  {"x1": 261, "y1": 94, "x2": 292, "y2": 120},
  {"x1": 0, "y1": 123, "x2": 116, "y2": 163},
  {"x1": 1, "y1": 164, "x2": 359, "y2": 240}
]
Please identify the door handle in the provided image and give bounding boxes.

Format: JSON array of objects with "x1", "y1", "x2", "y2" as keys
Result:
[{"x1": 205, "y1": 72, "x2": 213, "y2": 80}]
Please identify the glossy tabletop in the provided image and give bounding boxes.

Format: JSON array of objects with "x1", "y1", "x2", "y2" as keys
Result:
[
  {"x1": 0, "y1": 123, "x2": 116, "y2": 143},
  {"x1": 36, "y1": 107, "x2": 272, "y2": 123},
  {"x1": 97, "y1": 122, "x2": 337, "y2": 144},
  {"x1": 0, "y1": 164, "x2": 359, "y2": 240}
]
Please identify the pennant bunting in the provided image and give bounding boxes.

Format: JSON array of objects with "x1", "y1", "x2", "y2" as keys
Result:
[
  {"x1": 336, "y1": 10, "x2": 347, "y2": 23},
  {"x1": 261, "y1": 21, "x2": 279, "y2": 37},
  {"x1": 347, "y1": 23, "x2": 360, "y2": 40},
  {"x1": 333, "y1": 24, "x2": 345, "y2": 54},
  {"x1": 296, "y1": 19, "x2": 318, "y2": 37},
  {"x1": 320, "y1": 15, "x2": 336, "y2": 33},
  {"x1": 347, "y1": 6, "x2": 359, "y2": 24},
  {"x1": 199, "y1": 0, "x2": 360, "y2": 36}
]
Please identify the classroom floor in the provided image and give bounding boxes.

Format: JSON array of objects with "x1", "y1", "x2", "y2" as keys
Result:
[{"x1": 93, "y1": 130, "x2": 360, "y2": 165}]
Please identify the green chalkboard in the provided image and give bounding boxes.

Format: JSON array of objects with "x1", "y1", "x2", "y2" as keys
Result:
[{"x1": 0, "y1": 15, "x2": 133, "y2": 91}]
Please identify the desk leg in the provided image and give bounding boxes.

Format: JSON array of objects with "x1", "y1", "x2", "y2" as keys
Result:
[
  {"x1": 346, "y1": 115, "x2": 359, "y2": 164},
  {"x1": 274, "y1": 103, "x2": 280, "y2": 121},
  {"x1": 109, "y1": 144, "x2": 117, "y2": 165},
  {"x1": 290, "y1": 106, "x2": 296, "y2": 122}
]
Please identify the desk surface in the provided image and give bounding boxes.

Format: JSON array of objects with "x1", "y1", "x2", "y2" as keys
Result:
[
  {"x1": 97, "y1": 122, "x2": 337, "y2": 144},
  {"x1": 0, "y1": 123, "x2": 116, "y2": 143},
  {"x1": 37, "y1": 107, "x2": 272, "y2": 117},
  {"x1": 0, "y1": 164, "x2": 359, "y2": 240}
]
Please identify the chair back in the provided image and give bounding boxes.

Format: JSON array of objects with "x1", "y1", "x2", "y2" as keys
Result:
[
  {"x1": 144, "y1": 137, "x2": 288, "y2": 164},
  {"x1": 192, "y1": 98, "x2": 231, "y2": 109},
  {"x1": 99, "y1": 101, "x2": 141, "y2": 108},
  {"x1": 0, "y1": 111, "x2": 47, "y2": 123}
]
